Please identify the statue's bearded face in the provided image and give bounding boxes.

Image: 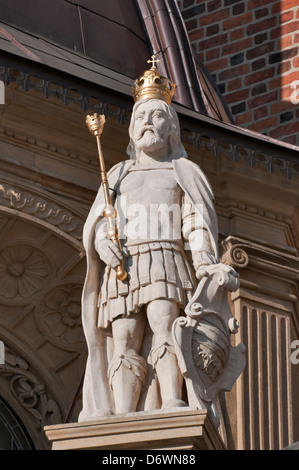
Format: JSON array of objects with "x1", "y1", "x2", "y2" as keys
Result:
[{"x1": 132, "y1": 100, "x2": 171, "y2": 157}]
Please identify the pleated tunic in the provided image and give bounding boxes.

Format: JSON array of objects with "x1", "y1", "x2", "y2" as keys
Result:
[{"x1": 96, "y1": 164, "x2": 200, "y2": 329}]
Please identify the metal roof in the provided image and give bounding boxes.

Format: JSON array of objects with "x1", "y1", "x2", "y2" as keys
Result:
[{"x1": 0, "y1": 0, "x2": 234, "y2": 122}]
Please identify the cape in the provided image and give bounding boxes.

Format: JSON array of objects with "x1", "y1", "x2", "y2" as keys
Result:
[{"x1": 78, "y1": 157, "x2": 219, "y2": 421}]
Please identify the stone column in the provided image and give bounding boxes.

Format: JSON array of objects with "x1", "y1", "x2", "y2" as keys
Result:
[{"x1": 220, "y1": 236, "x2": 299, "y2": 450}]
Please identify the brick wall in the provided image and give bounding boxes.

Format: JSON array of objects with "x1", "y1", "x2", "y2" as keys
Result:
[{"x1": 178, "y1": 0, "x2": 299, "y2": 146}]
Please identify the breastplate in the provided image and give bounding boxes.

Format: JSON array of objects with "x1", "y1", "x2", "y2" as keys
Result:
[{"x1": 116, "y1": 164, "x2": 183, "y2": 244}]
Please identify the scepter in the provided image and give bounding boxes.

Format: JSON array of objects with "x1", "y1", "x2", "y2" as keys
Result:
[{"x1": 86, "y1": 113, "x2": 127, "y2": 281}]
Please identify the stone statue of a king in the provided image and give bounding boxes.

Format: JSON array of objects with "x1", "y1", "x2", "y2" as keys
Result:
[{"x1": 78, "y1": 60, "x2": 245, "y2": 425}]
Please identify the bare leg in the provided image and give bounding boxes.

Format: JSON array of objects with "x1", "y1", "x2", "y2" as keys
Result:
[
  {"x1": 110, "y1": 313, "x2": 147, "y2": 413},
  {"x1": 146, "y1": 299, "x2": 186, "y2": 408}
]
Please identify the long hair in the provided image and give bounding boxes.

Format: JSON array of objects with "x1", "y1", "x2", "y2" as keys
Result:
[{"x1": 126, "y1": 99, "x2": 187, "y2": 160}]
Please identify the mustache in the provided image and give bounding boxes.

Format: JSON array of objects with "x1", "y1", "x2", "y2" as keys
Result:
[{"x1": 137, "y1": 126, "x2": 159, "y2": 140}]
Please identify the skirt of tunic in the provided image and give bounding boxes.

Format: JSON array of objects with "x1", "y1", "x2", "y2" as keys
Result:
[{"x1": 97, "y1": 241, "x2": 196, "y2": 329}]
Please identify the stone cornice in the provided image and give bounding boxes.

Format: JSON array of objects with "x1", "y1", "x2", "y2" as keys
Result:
[{"x1": 220, "y1": 235, "x2": 299, "y2": 280}]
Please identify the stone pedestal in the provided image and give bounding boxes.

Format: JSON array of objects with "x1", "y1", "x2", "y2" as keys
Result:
[{"x1": 44, "y1": 408, "x2": 226, "y2": 450}]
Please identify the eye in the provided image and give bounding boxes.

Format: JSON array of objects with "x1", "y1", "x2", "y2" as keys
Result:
[{"x1": 153, "y1": 111, "x2": 164, "y2": 119}]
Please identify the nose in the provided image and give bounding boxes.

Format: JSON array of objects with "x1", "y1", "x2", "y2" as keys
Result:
[{"x1": 142, "y1": 112, "x2": 151, "y2": 126}]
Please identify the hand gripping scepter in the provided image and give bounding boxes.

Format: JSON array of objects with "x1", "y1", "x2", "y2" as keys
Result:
[{"x1": 86, "y1": 113, "x2": 127, "y2": 281}]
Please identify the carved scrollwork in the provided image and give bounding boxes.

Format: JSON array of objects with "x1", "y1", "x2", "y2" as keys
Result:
[
  {"x1": 0, "y1": 244, "x2": 51, "y2": 302},
  {"x1": 0, "y1": 349, "x2": 62, "y2": 430},
  {"x1": 0, "y1": 183, "x2": 83, "y2": 240},
  {"x1": 220, "y1": 244, "x2": 249, "y2": 269},
  {"x1": 229, "y1": 246, "x2": 249, "y2": 268},
  {"x1": 36, "y1": 282, "x2": 84, "y2": 350}
]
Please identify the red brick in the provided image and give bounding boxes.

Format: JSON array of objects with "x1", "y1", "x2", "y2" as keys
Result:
[
  {"x1": 197, "y1": 52, "x2": 205, "y2": 63},
  {"x1": 277, "y1": 60, "x2": 292, "y2": 74},
  {"x1": 271, "y1": 21, "x2": 299, "y2": 38},
  {"x1": 293, "y1": 57, "x2": 299, "y2": 67},
  {"x1": 255, "y1": 7, "x2": 269, "y2": 19},
  {"x1": 281, "y1": 71, "x2": 299, "y2": 86},
  {"x1": 247, "y1": 17, "x2": 277, "y2": 36},
  {"x1": 206, "y1": 48, "x2": 221, "y2": 61},
  {"x1": 244, "y1": 67, "x2": 275, "y2": 86},
  {"x1": 269, "y1": 77, "x2": 282, "y2": 91},
  {"x1": 228, "y1": 78, "x2": 242, "y2": 91},
  {"x1": 185, "y1": 18, "x2": 198, "y2": 32},
  {"x1": 246, "y1": 42, "x2": 275, "y2": 60},
  {"x1": 222, "y1": 37, "x2": 252, "y2": 56},
  {"x1": 271, "y1": 100, "x2": 296, "y2": 114},
  {"x1": 254, "y1": 106, "x2": 269, "y2": 120},
  {"x1": 199, "y1": 8, "x2": 230, "y2": 26},
  {"x1": 281, "y1": 84, "x2": 296, "y2": 100},
  {"x1": 248, "y1": 90, "x2": 278, "y2": 108},
  {"x1": 219, "y1": 64, "x2": 249, "y2": 81},
  {"x1": 249, "y1": 116, "x2": 277, "y2": 133},
  {"x1": 189, "y1": 29, "x2": 204, "y2": 42},
  {"x1": 280, "y1": 11, "x2": 294, "y2": 23},
  {"x1": 269, "y1": 121, "x2": 298, "y2": 138},
  {"x1": 225, "y1": 88, "x2": 249, "y2": 104},
  {"x1": 251, "y1": 58, "x2": 266, "y2": 71},
  {"x1": 230, "y1": 27, "x2": 245, "y2": 42},
  {"x1": 206, "y1": 24, "x2": 220, "y2": 36},
  {"x1": 198, "y1": 33, "x2": 228, "y2": 51},
  {"x1": 235, "y1": 111, "x2": 253, "y2": 126},
  {"x1": 282, "y1": 134, "x2": 297, "y2": 145},
  {"x1": 223, "y1": 12, "x2": 252, "y2": 31},
  {"x1": 249, "y1": 0, "x2": 277, "y2": 9},
  {"x1": 207, "y1": 0, "x2": 222, "y2": 13},
  {"x1": 206, "y1": 58, "x2": 229, "y2": 72},
  {"x1": 272, "y1": 0, "x2": 299, "y2": 14},
  {"x1": 280, "y1": 34, "x2": 294, "y2": 49}
]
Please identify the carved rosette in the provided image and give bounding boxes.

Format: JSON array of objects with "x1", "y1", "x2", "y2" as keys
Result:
[
  {"x1": 0, "y1": 244, "x2": 51, "y2": 302},
  {"x1": 36, "y1": 283, "x2": 84, "y2": 349}
]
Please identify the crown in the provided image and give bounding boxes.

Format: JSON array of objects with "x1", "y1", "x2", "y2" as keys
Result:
[{"x1": 132, "y1": 55, "x2": 176, "y2": 105}]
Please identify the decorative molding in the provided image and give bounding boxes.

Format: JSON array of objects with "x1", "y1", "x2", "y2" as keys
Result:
[
  {"x1": 0, "y1": 348, "x2": 62, "y2": 432},
  {"x1": 0, "y1": 182, "x2": 83, "y2": 240},
  {"x1": 0, "y1": 65, "x2": 132, "y2": 125},
  {"x1": 220, "y1": 235, "x2": 299, "y2": 276},
  {"x1": 0, "y1": 124, "x2": 99, "y2": 170},
  {"x1": 215, "y1": 197, "x2": 292, "y2": 225},
  {"x1": 181, "y1": 131, "x2": 299, "y2": 180}
]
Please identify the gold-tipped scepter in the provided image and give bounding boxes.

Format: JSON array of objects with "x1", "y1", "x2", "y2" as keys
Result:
[{"x1": 86, "y1": 113, "x2": 127, "y2": 281}]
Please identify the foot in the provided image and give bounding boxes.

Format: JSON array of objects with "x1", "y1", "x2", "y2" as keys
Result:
[{"x1": 162, "y1": 399, "x2": 188, "y2": 409}]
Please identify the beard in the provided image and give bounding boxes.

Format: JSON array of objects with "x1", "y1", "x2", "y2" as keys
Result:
[{"x1": 136, "y1": 128, "x2": 166, "y2": 153}]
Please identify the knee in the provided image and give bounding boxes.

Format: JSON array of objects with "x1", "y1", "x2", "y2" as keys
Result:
[
  {"x1": 112, "y1": 317, "x2": 144, "y2": 356},
  {"x1": 147, "y1": 300, "x2": 179, "y2": 339}
]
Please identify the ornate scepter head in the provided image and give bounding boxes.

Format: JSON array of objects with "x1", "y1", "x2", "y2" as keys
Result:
[{"x1": 86, "y1": 113, "x2": 106, "y2": 137}]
